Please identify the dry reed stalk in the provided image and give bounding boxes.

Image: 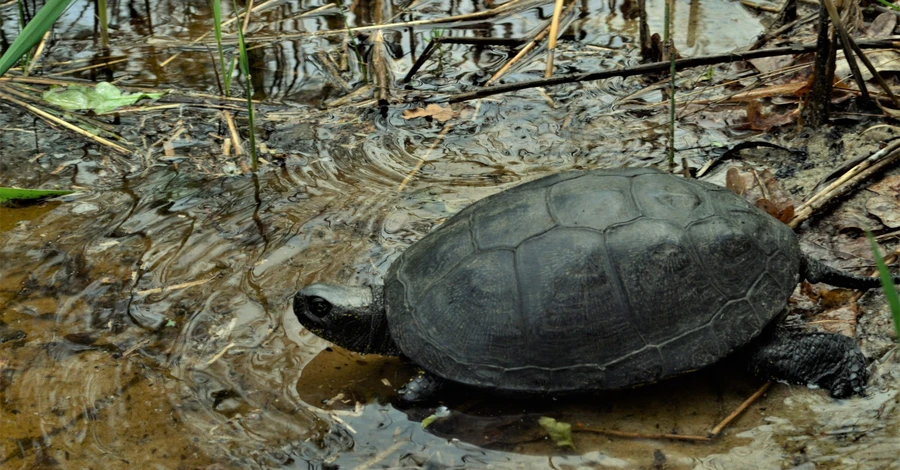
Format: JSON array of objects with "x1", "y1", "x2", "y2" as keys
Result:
[
  {"x1": 544, "y1": 0, "x2": 567, "y2": 78},
  {"x1": 790, "y1": 141, "x2": 900, "y2": 229},
  {"x1": 25, "y1": 30, "x2": 52, "y2": 76},
  {"x1": 486, "y1": 0, "x2": 575, "y2": 86},
  {"x1": 0, "y1": 90, "x2": 132, "y2": 155}
]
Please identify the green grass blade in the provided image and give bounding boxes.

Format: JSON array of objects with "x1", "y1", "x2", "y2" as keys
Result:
[
  {"x1": 0, "y1": 0, "x2": 75, "y2": 77},
  {"x1": 0, "y1": 187, "x2": 74, "y2": 202},
  {"x1": 875, "y1": 0, "x2": 900, "y2": 12},
  {"x1": 867, "y1": 232, "x2": 900, "y2": 339},
  {"x1": 98, "y1": 0, "x2": 109, "y2": 48},
  {"x1": 210, "y1": 0, "x2": 229, "y2": 96},
  {"x1": 232, "y1": 1, "x2": 257, "y2": 171}
]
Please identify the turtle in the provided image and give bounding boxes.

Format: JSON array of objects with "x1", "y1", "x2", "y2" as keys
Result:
[{"x1": 293, "y1": 167, "x2": 899, "y2": 401}]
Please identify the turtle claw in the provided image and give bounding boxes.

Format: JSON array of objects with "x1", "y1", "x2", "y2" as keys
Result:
[
  {"x1": 748, "y1": 330, "x2": 868, "y2": 399},
  {"x1": 398, "y1": 371, "x2": 443, "y2": 403}
]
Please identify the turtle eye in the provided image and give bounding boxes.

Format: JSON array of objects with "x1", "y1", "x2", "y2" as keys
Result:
[{"x1": 308, "y1": 296, "x2": 332, "y2": 318}]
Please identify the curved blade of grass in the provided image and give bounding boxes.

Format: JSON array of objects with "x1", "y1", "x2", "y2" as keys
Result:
[
  {"x1": 875, "y1": 0, "x2": 900, "y2": 11},
  {"x1": 0, "y1": 0, "x2": 75, "y2": 77},
  {"x1": 867, "y1": 232, "x2": 900, "y2": 339},
  {"x1": 0, "y1": 187, "x2": 74, "y2": 202},
  {"x1": 232, "y1": 0, "x2": 257, "y2": 171},
  {"x1": 210, "y1": 0, "x2": 230, "y2": 95}
]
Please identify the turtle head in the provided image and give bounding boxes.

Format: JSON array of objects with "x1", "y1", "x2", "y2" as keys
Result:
[{"x1": 293, "y1": 284, "x2": 400, "y2": 356}]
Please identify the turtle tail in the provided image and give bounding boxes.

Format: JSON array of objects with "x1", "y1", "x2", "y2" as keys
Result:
[{"x1": 801, "y1": 254, "x2": 900, "y2": 290}]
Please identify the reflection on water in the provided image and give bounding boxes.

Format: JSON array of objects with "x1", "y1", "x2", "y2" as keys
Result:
[
  {"x1": 1, "y1": 0, "x2": 897, "y2": 468},
  {"x1": 2, "y1": 0, "x2": 762, "y2": 103}
]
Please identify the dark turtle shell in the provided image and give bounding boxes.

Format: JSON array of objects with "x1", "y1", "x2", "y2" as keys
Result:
[{"x1": 383, "y1": 168, "x2": 800, "y2": 393}]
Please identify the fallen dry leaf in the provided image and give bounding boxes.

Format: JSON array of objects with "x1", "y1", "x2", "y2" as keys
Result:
[
  {"x1": 402, "y1": 104, "x2": 455, "y2": 122},
  {"x1": 726, "y1": 81, "x2": 807, "y2": 103},
  {"x1": 725, "y1": 167, "x2": 746, "y2": 195},
  {"x1": 832, "y1": 210, "x2": 884, "y2": 233},
  {"x1": 756, "y1": 198, "x2": 795, "y2": 224},
  {"x1": 726, "y1": 167, "x2": 796, "y2": 222},
  {"x1": 867, "y1": 175, "x2": 900, "y2": 196},
  {"x1": 747, "y1": 55, "x2": 796, "y2": 74},
  {"x1": 809, "y1": 304, "x2": 859, "y2": 337},
  {"x1": 835, "y1": 49, "x2": 900, "y2": 82},
  {"x1": 865, "y1": 195, "x2": 900, "y2": 228},
  {"x1": 746, "y1": 101, "x2": 798, "y2": 131},
  {"x1": 866, "y1": 12, "x2": 897, "y2": 39}
]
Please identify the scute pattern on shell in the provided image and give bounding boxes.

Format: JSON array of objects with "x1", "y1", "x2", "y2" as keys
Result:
[{"x1": 384, "y1": 168, "x2": 801, "y2": 393}]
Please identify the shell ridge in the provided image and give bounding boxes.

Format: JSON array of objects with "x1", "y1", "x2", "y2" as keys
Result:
[
  {"x1": 618, "y1": 173, "x2": 650, "y2": 346},
  {"x1": 512, "y1": 244, "x2": 531, "y2": 362},
  {"x1": 407, "y1": 213, "x2": 478, "y2": 308},
  {"x1": 383, "y1": 168, "x2": 803, "y2": 394}
]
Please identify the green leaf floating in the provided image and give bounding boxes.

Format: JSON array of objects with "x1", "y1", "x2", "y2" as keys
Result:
[
  {"x1": 0, "y1": 187, "x2": 74, "y2": 202},
  {"x1": 539, "y1": 416, "x2": 576, "y2": 450},
  {"x1": 43, "y1": 82, "x2": 163, "y2": 113}
]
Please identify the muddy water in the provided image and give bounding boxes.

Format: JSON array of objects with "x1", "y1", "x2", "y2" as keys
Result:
[
  {"x1": 3, "y1": 108, "x2": 898, "y2": 468},
  {"x1": 2, "y1": 0, "x2": 898, "y2": 468}
]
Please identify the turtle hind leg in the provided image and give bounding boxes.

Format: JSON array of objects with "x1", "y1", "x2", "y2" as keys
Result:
[
  {"x1": 747, "y1": 329, "x2": 867, "y2": 398},
  {"x1": 801, "y1": 254, "x2": 900, "y2": 290},
  {"x1": 397, "y1": 370, "x2": 444, "y2": 403}
]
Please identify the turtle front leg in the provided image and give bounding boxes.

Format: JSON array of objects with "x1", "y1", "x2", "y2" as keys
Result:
[
  {"x1": 397, "y1": 370, "x2": 444, "y2": 403},
  {"x1": 747, "y1": 329, "x2": 868, "y2": 398}
]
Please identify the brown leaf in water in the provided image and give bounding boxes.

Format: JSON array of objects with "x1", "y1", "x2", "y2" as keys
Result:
[
  {"x1": 746, "y1": 101, "x2": 798, "y2": 131},
  {"x1": 402, "y1": 104, "x2": 455, "y2": 122}
]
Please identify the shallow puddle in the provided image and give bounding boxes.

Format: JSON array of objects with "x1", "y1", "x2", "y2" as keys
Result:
[{"x1": 1, "y1": 0, "x2": 897, "y2": 468}]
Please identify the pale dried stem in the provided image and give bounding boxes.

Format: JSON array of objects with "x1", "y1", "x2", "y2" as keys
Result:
[
  {"x1": 576, "y1": 381, "x2": 772, "y2": 441},
  {"x1": 223, "y1": 110, "x2": 243, "y2": 155},
  {"x1": 2, "y1": 76, "x2": 255, "y2": 104},
  {"x1": 487, "y1": 0, "x2": 575, "y2": 86},
  {"x1": 25, "y1": 31, "x2": 52, "y2": 76},
  {"x1": 315, "y1": 51, "x2": 353, "y2": 93},
  {"x1": 790, "y1": 141, "x2": 900, "y2": 229},
  {"x1": 709, "y1": 382, "x2": 771, "y2": 437},
  {"x1": 397, "y1": 124, "x2": 454, "y2": 192},
  {"x1": 242, "y1": 0, "x2": 255, "y2": 33},
  {"x1": 544, "y1": 0, "x2": 567, "y2": 78},
  {"x1": 46, "y1": 58, "x2": 130, "y2": 77},
  {"x1": 0, "y1": 90, "x2": 132, "y2": 155},
  {"x1": 575, "y1": 425, "x2": 712, "y2": 442}
]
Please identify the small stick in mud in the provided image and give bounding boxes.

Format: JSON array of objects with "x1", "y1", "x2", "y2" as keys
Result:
[
  {"x1": 574, "y1": 381, "x2": 773, "y2": 442},
  {"x1": 708, "y1": 382, "x2": 772, "y2": 438},
  {"x1": 574, "y1": 424, "x2": 713, "y2": 442}
]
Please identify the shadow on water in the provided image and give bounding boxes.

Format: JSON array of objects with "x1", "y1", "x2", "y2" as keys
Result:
[{"x1": 1, "y1": 0, "x2": 898, "y2": 468}]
